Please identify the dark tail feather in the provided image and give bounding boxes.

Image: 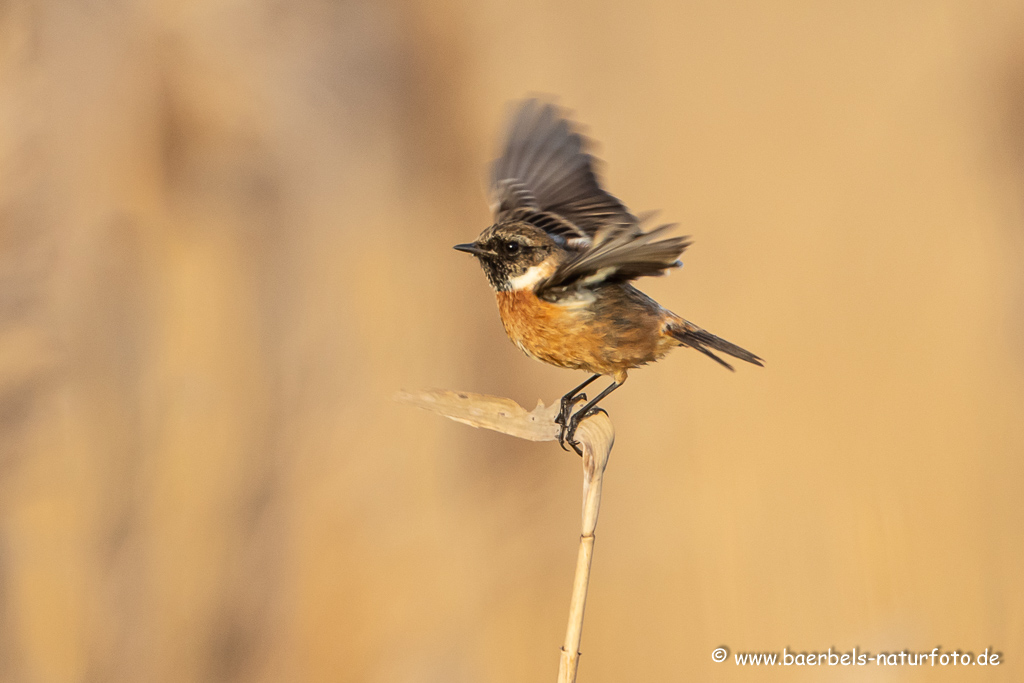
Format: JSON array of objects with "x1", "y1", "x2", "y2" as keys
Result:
[{"x1": 667, "y1": 321, "x2": 764, "y2": 372}]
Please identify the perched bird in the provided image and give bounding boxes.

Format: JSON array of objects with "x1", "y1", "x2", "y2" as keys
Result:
[{"x1": 455, "y1": 99, "x2": 762, "y2": 453}]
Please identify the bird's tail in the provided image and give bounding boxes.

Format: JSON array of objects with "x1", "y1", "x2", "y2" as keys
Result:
[{"x1": 665, "y1": 319, "x2": 763, "y2": 371}]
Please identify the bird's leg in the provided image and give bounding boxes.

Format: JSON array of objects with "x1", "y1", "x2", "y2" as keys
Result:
[
  {"x1": 561, "y1": 379, "x2": 623, "y2": 456},
  {"x1": 555, "y1": 374, "x2": 601, "y2": 428}
]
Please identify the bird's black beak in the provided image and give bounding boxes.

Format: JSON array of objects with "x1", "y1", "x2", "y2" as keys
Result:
[{"x1": 453, "y1": 242, "x2": 490, "y2": 257}]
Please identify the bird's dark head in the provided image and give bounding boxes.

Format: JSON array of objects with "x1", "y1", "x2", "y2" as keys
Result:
[{"x1": 454, "y1": 221, "x2": 561, "y2": 291}]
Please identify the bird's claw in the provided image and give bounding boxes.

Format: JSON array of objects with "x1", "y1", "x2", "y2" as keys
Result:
[
  {"x1": 556, "y1": 393, "x2": 588, "y2": 455},
  {"x1": 557, "y1": 426, "x2": 583, "y2": 456},
  {"x1": 558, "y1": 406, "x2": 608, "y2": 457},
  {"x1": 555, "y1": 393, "x2": 587, "y2": 427}
]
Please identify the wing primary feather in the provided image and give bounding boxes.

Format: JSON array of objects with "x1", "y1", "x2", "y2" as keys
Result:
[{"x1": 489, "y1": 99, "x2": 637, "y2": 233}]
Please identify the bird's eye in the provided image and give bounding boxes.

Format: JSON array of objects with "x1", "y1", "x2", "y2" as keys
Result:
[{"x1": 502, "y1": 241, "x2": 521, "y2": 256}]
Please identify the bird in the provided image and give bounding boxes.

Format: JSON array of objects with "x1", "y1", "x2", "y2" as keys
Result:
[{"x1": 454, "y1": 99, "x2": 762, "y2": 454}]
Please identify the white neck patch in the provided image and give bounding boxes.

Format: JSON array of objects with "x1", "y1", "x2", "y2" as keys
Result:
[{"x1": 507, "y1": 264, "x2": 551, "y2": 291}]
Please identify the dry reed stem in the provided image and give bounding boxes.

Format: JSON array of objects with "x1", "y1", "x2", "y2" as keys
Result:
[{"x1": 396, "y1": 389, "x2": 615, "y2": 683}]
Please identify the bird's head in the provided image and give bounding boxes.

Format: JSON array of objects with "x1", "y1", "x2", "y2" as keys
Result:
[{"x1": 454, "y1": 221, "x2": 561, "y2": 291}]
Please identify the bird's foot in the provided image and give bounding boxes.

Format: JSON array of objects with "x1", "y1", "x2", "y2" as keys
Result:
[
  {"x1": 559, "y1": 406, "x2": 608, "y2": 457},
  {"x1": 555, "y1": 393, "x2": 588, "y2": 428},
  {"x1": 556, "y1": 394, "x2": 588, "y2": 454},
  {"x1": 558, "y1": 425, "x2": 584, "y2": 456}
]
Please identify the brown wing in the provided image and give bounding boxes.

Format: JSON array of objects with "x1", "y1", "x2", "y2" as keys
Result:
[
  {"x1": 489, "y1": 99, "x2": 636, "y2": 238},
  {"x1": 537, "y1": 224, "x2": 692, "y2": 297}
]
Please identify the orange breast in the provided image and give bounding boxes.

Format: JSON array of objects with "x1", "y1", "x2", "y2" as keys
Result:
[{"x1": 495, "y1": 289, "x2": 673, "y2": 380}]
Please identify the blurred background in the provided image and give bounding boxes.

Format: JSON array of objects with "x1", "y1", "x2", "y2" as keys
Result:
[{"x1": 1, "y1": 1, "x2": 1023, "y2": 681}]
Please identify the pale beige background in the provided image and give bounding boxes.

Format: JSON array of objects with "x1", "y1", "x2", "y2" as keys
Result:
[{"x1": 1, "y1": 1, "x2": 1022, "y2": 681}]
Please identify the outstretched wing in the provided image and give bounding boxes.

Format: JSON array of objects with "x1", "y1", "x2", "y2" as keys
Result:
[
  {"x1": 538, "y1": 224, "x2": 692, "y2": 298},
  {"x1": 490, "y1": 99, "x2": 636, "y2": 237}
]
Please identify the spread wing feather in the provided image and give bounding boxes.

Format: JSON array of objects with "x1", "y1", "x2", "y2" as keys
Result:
[
  {"x1": 490, "y1": 99, "x2": 636, "y2": 235},
  {"x1": 538, "y1": 224, "x2": 692, "y2": 296}
]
